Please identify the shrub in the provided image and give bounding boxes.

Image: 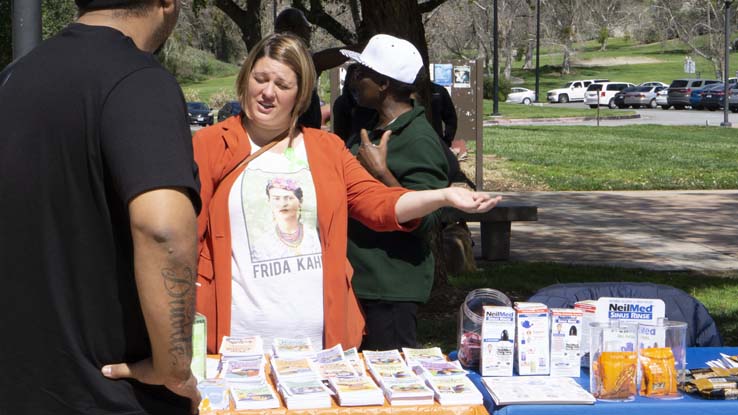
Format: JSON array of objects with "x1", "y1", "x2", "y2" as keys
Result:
[
  {"x1": 483, "y1": 75, "x2": 512, "y2": 101},
  {"x1": 209, "y1": 89, "x2": 235, "y2": 110},
  {"x1": 182, "y1": 88, "x2": 202, "y2": 103}
]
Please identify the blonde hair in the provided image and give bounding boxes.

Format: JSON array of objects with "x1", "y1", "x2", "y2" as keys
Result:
[{"x1": 236, "y1": 33, "x2": 316, "y2": 140}]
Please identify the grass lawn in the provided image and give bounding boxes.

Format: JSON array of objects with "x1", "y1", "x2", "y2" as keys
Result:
[
  {"x1": 510, "y1": 36, "x2": 738, "y2": 92},
  {"x1": 480, "y1": 125, "x2": 738, "y2": 190},
  {"x1": 417, "y1": 263, "x2": 738, "y2": 351},
  {"x1": 181, "y1": 74, "x2": 238, "y2": 103},
  {"x1": 483, "y1": 102, "x2": 636, "y2": 119}
]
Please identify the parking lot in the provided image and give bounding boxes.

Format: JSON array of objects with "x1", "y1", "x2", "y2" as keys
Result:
[{"x1": 516, "y1": 102, "x2": 738, "y2": 126}]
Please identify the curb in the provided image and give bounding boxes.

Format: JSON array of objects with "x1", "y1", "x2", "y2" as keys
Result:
[{"x1": 483, "y1": 113, "x2": 641, "y2": 126}]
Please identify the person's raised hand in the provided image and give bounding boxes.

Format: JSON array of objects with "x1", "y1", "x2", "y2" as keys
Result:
[
  {"x1": 356, "y1": 128, "x2": 392, "y2": 180},
  {"x1": 102, "y1": 358, "x2": 201, "y2": 414},
  {"x1": 443, "y1": 187, "x2": 502, "y2": 213}
]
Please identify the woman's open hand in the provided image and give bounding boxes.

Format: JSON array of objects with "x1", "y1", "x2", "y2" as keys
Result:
[{"x1": 443, "y1": 187, "x2": 502, "y2": 213}]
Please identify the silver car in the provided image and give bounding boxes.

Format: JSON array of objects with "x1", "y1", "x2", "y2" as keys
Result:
[
  {"x1": 506, "y1": 87, "x2": 536, "y2": 105},
  {"x1": 623, "y1": 86, "x2": 667, "y2": 109},
  {"x1": 729, "y1": 87, "x2": 738, "y2": 113}
]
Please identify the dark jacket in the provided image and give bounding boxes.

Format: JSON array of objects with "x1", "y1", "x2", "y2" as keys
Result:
[
  {"x1": 346, "y1": 104, "x2": 448, "y2": 303},
  {"x1": 430, "y1": 83, "x2": 457, "y2": 147}
]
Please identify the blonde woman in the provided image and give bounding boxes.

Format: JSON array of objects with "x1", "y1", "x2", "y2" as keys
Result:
[{"x1": 193, "y1": 33, "x2": 501, "y2": 353}]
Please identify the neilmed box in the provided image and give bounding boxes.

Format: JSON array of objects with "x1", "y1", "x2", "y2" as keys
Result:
[
  {"x1": 549, "y1": 308, "x2": 582, "y2": 377},
  {"x1": 480, "y1": 306, "x2": 515, "y2": 377},
  {"x1": 580, "y1": 297, "x2": 666, "y2": 367},
  {"x1": 574, "y1": 300, "x2": 597, "y2": 367},
  {"x1": 514, "y1": 302, "x2": 550, "y2": 376}
]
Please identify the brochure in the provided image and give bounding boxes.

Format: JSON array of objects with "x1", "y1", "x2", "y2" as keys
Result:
[{"x1": 482, "y1": 376, "x2": 596, "y2": 405}]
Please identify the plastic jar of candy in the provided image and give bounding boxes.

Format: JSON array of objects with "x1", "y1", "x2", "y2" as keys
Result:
[{"x1": 457, "y1": 288, "x2": 511, "y2": 368}]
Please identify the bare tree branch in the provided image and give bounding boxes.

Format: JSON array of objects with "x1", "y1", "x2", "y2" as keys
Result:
[{"x1": 292, "y1": 0, "x2": 358, "y2": 45}]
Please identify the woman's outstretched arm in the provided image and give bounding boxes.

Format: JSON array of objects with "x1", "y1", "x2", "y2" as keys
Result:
[{"x1": 395, "y1": 187, "x2": 502, "y2": 224}]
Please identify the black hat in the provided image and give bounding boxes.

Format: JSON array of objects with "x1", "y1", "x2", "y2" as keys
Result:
[{"x1": 75, "y1": 0, "x2": 145, "y2": 10}]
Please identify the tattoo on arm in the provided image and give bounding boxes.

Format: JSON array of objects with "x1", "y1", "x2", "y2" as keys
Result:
[{"x1": 163, "y1": 267, "x2": 196, "y2": 366}]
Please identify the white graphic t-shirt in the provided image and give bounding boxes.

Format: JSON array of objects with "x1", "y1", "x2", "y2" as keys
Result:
[{"x1": 229, "y1": 137, "x2": 324, "y2": 349}]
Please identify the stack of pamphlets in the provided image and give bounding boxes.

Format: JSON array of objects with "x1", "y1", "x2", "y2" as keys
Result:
[
  {"x1": 271, "y1": 356, "x2": 332, "y2": 409},
  {"x1": 364, "y1": 349, "x2": 434, "y2": 406},
  {"x1": 426, "y1": 376, "x2": 483, "y2": 405},
  {"x1": 222, "y1": 355, "x2": 265, "y2": 383},
  {"x1": 219, "y1": 335, "x2": 264, "y2": 365},
  {"x1": 482, "y1": 376, "x2": 596, "y2": 405},
  {"x1": 343, "y1": 347, "x2": 366, "y2": 374},
  {"x1": 272, "y1": 337, "x2": 315, "y2": 358},
  {"x1": 215, "y1": 336, "x2": 280, "y2": 410},
  {"x1": 402, "y1": 347, "x2": 446, "y2": 371},
  {"x1": 327, "y1": 375, "x2": 386, "y2": 406},
  {"x1": 403, "y1": 348, "x2": 483, "y2": 406},
  {"x1": 312, "y1": 344, "x2": 384, "y2": 406},
  {"x1": 230, "y1": 382, "x2": 281, "y2": 410},
  {"x1": 197, "y1": 379, "x2": 231, "y2": 411},
  {"x1": 314, "y1": 344, "x2": 359, "y2": 381}
]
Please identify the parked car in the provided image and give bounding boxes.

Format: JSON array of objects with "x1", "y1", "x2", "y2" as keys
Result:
[
  {"x1": 689, "y1": 87, "x2": 706, "y2": 110},
  {"x1": 546, "y1": 79, "x2": 608, "y2": 103},
  {"x1": 666, "y1": 79, "x2": 720, "y2": 109},
  {"x1": 729, "y1": 87, "x2": 738, "y2": 113},
  {"x1": 584, "y1": 82, "x2": 635, "y2": 109},
  {"x1": 701, "y1": 82, "x2": 737, "y2": 111},
  {"x1": 217, "y1": 100, "x2": 242, "y2": 122},
  {"x1": 624, "y1": 85, "x2": 667, "y2": 108},
  {"x1": 506, "y1": 87, "x2": 536, "y2": 104},
  {"x1": 186, "y1": 102, "x2": 213, "y2": 126},
  {"x1": 639, "y1": 81, "x2": 669, "y2": 88},
  {"x1": 689, "y1": 83, "x2": 721, "y2": 110},
  {"x1": 655, "y1": 88, "x2": 669, "y2": 109},
  {"x1": 613, "y1": 86, "x2": 639, "y2": 108}
]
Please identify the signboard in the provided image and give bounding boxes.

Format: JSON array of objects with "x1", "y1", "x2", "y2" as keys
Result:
[
  {"x1": 684, "y1": 56, "x2": 696, "y2": 74},
  {"x1": 433, "y1": 63, "x2": 453, "y2": 87}
]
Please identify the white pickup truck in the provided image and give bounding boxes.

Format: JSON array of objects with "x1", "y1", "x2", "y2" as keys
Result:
[{"x1": 546, "y1": 79, "x2": 609, "y2": 103}]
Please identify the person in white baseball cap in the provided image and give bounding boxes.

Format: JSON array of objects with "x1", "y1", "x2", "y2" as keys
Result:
[{"x1": 341, "y1": 34, "x2": 454, "y2": 351}]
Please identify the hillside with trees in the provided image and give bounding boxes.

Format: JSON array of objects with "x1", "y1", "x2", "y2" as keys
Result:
[{"x1": 2, "y1": 0, "x2": 736, "y2": 82}]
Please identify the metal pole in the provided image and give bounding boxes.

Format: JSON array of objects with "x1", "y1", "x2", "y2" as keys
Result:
[
  {"x1": 492, "y1": 0, "x2": 500, "y2": 115},
  {"x1": 11, "y1": 0, "x2": 42, "y2": 60},
  {"x1": 721, "y1": 0, "x2": 732, "y2": 128},
  {"x1": 535, "y1": 0, "x2": 541, "y2": 103},
  {"x1": 273, "y1": 0, "x2": 278, "y2": 25},
  {"x1": 475, "y1": 59, "x2": 485, "y2": 190}
]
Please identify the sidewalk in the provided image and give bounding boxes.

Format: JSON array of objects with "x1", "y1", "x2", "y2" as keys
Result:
[{"x1": 468, "y1": 190, "x2": 738, "y2": 272}]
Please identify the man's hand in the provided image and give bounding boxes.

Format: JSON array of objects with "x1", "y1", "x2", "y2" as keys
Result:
[
  {"x1": 443, "y1": 187, "x2": 502, "y2": 213},
  {"x1": 357, "y1": 129, "x2": 400, "y2": 186},
  {"x1": 103, "y1": 358, "x2": 201, "y2": 414}
]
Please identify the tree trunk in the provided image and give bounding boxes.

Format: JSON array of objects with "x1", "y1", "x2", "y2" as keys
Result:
[
  {"x1": 522, "y1": 2, "x2": 534, "y2": 70},
  {"x1": 561, "y1": 45, "x2": 571, "y2": 74},
  {"x1": 214, "y1": 0, "x2": 263, "y2": 52}
]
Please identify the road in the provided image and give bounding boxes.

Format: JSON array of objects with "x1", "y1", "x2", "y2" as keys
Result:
[
  {"x1": 192, "y1": 102, "x2": 738, "y2": 134},
  {"x1": 491, "y1": 102, "x2": 738, "y2": 127}
]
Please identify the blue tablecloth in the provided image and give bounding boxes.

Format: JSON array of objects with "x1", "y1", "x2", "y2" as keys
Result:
[{"x1": 453, "y1": 347, "x2": 738, "y2": 415}]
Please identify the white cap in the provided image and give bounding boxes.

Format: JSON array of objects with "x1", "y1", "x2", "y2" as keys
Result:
[{"x1": 340, "y1": 34, "x2": 423, "y2": 84}]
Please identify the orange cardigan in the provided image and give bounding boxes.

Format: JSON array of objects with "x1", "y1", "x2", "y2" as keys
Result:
[{"x1": 192, "y1": 115, "x2": 416, "y2": 353}]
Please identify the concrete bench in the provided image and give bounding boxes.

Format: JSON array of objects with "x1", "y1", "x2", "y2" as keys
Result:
[{"x1": 441, "y1": 201, "x2": 538, "y2": 261}]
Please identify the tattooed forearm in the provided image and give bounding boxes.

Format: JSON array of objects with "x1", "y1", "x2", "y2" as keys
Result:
[{"x1": 163, "y1": 267, "x2": 196, "y2": 365}]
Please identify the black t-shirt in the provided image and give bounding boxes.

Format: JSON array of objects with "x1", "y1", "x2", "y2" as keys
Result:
[{"x1": 0, "y1": 24, "x2": 200, "y2": 414}]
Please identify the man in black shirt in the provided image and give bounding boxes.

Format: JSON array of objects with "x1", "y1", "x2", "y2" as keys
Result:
[
  {"x1": 430, "y1": 82, "x2": 458, "y2": 148},
  {"x1": 0, "y1": 1, "x2": 201, "y2": 414}
]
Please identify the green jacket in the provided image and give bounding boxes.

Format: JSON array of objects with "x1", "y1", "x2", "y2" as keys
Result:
[{"x1": 347, "y1": 104, "x2": 449, "y2": 302}]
